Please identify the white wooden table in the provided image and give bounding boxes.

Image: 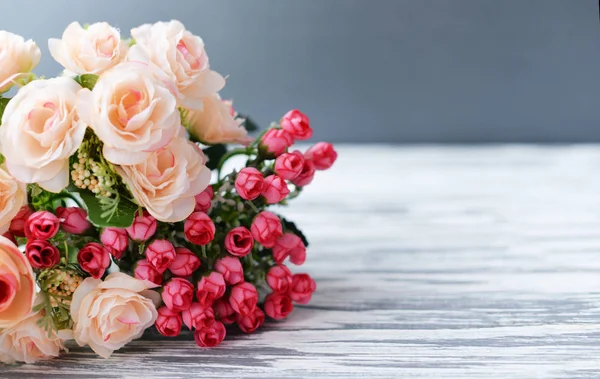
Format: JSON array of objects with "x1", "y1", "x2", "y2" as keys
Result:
[{"x1": 6, "y1": 146, "x2": 600, "y2": 378}]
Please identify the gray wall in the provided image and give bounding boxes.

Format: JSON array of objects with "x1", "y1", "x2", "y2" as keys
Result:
[{"x1": 1, "y1": 0, "x2": 600, "y2": 143}]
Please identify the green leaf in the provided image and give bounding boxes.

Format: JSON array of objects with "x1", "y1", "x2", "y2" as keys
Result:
[
  {"x1": 203, "y1": 144, "x2": 228, "y2": 170},
  {"x1": 75, "y1": 189, "x2": 137, "y2": 228},
  {"x1": 74, "y1": 74, "x2": 99, "y2": 90},
  {"x1": 239, "y1": 115, "x2": 259, "y2": 132},
  {"x1": 281, "y1": 218, "x2": 309, "y2": 247},
  {"x1": 0, "y1": 97, "x2": 10, "y2": 125}
]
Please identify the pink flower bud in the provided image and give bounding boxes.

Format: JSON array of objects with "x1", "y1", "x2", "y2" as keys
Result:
[
  {"x1": 155, "y1": 306, "x2": 182, "y2": 337},
  {"x1": 24, "y1": 211, "x2": 60, "y2": 240},
  {"x1": 266, "y1": 264, "x2": 293, "y2": 293},
  {"x1": 194, "y1": 186, "x2": 214, "y2": 212},
  {"x1": 169, "y1": 247, "x2": 201, "y2": 277},
  {"x1": 145, "y1": 239, "x2": 176, "y2": 274},
  {"x1": 236, "y1": 307, "x2": 265, "y2": 333},
  {"x1": 194, "y1": 320, "x2": 226, "y2": 347},
  {"x1": 100, "y1": 227, "x2": 129, "y2": 259},
  {"x1": 264, "y1": 293, "x2": 294, "y2": 320},
  {"x1": 289, "y1": 273, "x2": 316, "y2": 304},
  {"x1": 291, "y1": 159, "x2": 316, "y2": 187},
  {"x1": 304, "y1": 142, "x2": 337, "y2": 170},
  {"x1": 213, "y1": 297, "x2": 236, "y2": 324},
  {"x1": 126, "y1": 211, "x2": 157, "y2": 242},
  {"x1": 77, "y1": 242, "x2": 111, "y2": 279},
  {"x1": 250, "y1": 211, "x2": 283, "y2": 248},
  {"x1": 182, "y1": 303, "x2": 215, "y2": 330},
  {"x1": 162, "y1": 278, "x2": 195, "y2": 312},
  {"x1": 234, "y1": 167, "x2": 264, "y2": 201},
  {"x1": 272, "y1": 233, "x2": 306, "y2": 265},
  {"x1": 25, "y1": 240, "x2": 60, "y2": 269},
  {"x1": 280, "y1": 109, "x2": 312, "y2": 140},
  {"x1": 184, "y1": 212, "x2": 215, "y2": 246},
  {"x1": 261, "y1": 175, "x2": 290, "y2": 204},
  {"x1": 229, "y1": 282, "x2": 258, "y2": 316},
  {"x1": 134, "y1": 259, "x2": 163, "y2": 285},
  {"x1": 259, "y1": 128, "x2": 294, "y2": 157},
  {"x1": 196, "y1": 272, "x2": 226, "y2": 307},
  {"x1": 274, "y1": 151, "x2": 305, "y2": 180},
  {"x1": 214, "y1": 256, "x2": 244, "y2": 285},
  {"x1": 56, "y1": 207, "x2": 90, "y2": 235},
  {"x1": 224, "y1": 226, "x2": 254, "y2": 257},
  {"x1": 9, "y1": 206, "x2": 33, "y2": 237}
]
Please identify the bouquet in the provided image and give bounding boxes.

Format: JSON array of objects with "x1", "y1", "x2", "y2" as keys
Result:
[{"x1": 0, "y1": 20, "x2": 337, "y2": 363}]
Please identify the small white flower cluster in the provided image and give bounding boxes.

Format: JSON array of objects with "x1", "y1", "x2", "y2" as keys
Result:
[{"x1": 70, "y1": 151, "x2": 113, "y2": 198}]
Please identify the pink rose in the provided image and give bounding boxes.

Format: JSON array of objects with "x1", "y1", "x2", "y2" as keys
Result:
[
  {"x1": 224, "y1": 226, "x2": 254, "y2": 257},
  {"x1": 289, "y1": 273, "x2": 316, "y2": 304},
  {"x1": 126, "y1": 211, "x2": 157, "y2": 242},
  {"x1": 145, "y1": 239, "x2": 176, "y2": 274},
  {"x1": 155, "y1": 306, "x2": 182, "y2": 337},
  {"x1": 305, "y1": 142, "x2": 337, "y2": 170},
  {"x1": 184, "y1": 212, "x2": 215, "y2": 246},
  {"x1": 266, "y1": 265, "x2": 293, "y2": 293},
  {"x1": 100, "y1": 227, "x2": 129, "y2": 260},
  {"x1": 291, "y1": 159, "x2": 316, "y2": 187},
  {"x1": 214, "y1": 256, "x2": 244, "y2": 285},
  {"x1": 274, "y1": 151, "x2": 305, "y2": 180},
  {"x1": 196, "y1": 272, "x2": 226, "y2": 307},
  {"x1": 134, "y1": 259, "x2": 163, "y2": 285},
  {"x1": 261, "y1": 175, "x2": 290, "y2": 204},
  {"x1": 251, "y1": 211, "x2": 283, "y2": 248},
  {"x1": 236, "y1": 308, "x2": 265, "y2": 334},
  {"x1": 280, "y1": 109, "x2": 312, "y2": 140},
  {"x1": 259, "y1": 128, "x2": 294, "y2": 157},
  {"x1": 0, "y1": 236, "x2": 35, "y2": 329},
  {"x1": 229, "y1": 282, "x2": 258, "y2": 316},
  {"x1": 234, "y1": 167, "x2": 264, "y2": 201},
  {"x1": 24, "y1": 211, "x2": 60, "y2": 240},
  {"x1": 9, "y1": 206, "x2": 32, "y2": 237},
  {"x1": 77, "y1": 242, "x2": 111, "y2": 279},
  {"x1": 25, "y1": 240, "x2": 60, "y2": 269},
  {"x1": 194, "y1": 320, "x2": 226, "y2": 347},
  {"x1": 264, "y1": 293, "x2": 294, "y2": 320},
  {"x1": 162, "y1": 278, "x2": 194, "y2": 312},
  {"x1": 182, "y1": 303, "x2": 215, "y2": 330},
  {"x1": 56, "y1": 207, "x2": 90, "y2": 235},
  {"x1": 169, "y1": 247, "x2": 201, "y2": 277},
  {"x1": 194, "y1": 185, "x2": 214, "y2": 212},
  {"x1": 272, "y1": 233, "x2": 306, "y2": 265},
  {"x1": 213, "y1": 297, "x2": 236, "y2": 324}
]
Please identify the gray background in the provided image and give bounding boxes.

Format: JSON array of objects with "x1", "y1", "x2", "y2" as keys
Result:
[{"x1": 1, "y1": 0, "x2": 599, "y2": 143}]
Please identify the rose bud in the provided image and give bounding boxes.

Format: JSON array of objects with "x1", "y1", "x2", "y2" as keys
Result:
[
  {"x1": 162, "y1": 278, "x2": 195, "y2": 312},
  {"x1": 289, "y1": 273, "x2": 317, "y2": 304},
  {"x1": 272, "y1": 233, "x2": 306, "y2": 265},
  {"x1": 100, "y1": 227, "x2": 129, "y2": 260},
  {"x1": 304, "y1": 142, "x2": 337, "y2": 170},
  {"x1": 9, "y1": 206, "x2": 33, "y2": 237},
  {"x1": 261, "y1": 175, "x2": 290, "y2": 204},
  {"x1": 234, "y1": 167, "x2": 264, "y2": 201},
  {"x1": 259, "y1": 128, "x2": 294, "y2": 158},
  {"x1": 24, "y1": 211, "x2": 60, "y2": 240},
  {"x1": 155, "y1": 306, "x2": 182, "y2": 337},
  {"x1": 126, "y1": 211, "x2": 157, "y2": 242},
  {"x1": 213, "y1": 297, "x2": 236, "y2": 324},
  {"x1": 169, "y1": 247, "x2": 201, "y2": 277},
  {"x1": 182, "y1": 302, "x2": 215, "y2": 330},
  {"x1": 214, "y1": 256, "x2": 244, "y2": 285},
  {"x1": 264, "y1": 293, "x2": 294, "y2": 320},
  {"x1": 250, "y1": 211, "x2": 283, "y2": 248},
  {"x1": 236, "y1": 307, "x2": 265, "y2": 334},
  {"x1": 194, "y1": 185, "x2": 214, "y2": 212},
  {"x1": 184, "y1": 212, "x2": 215, "y2": 246},
  {"x1": 266, "y1": 265, "x2": 293, "y2": 293},
  {"x1": 291, "y1": 159, "x2": 316, "y2": 187},
  {"x1": 229, "y1": 282, "x2": 258, "y2": 316},
  {"x1": 25, "y1": 240, "x2": 60, "y2": 269},
  {"x1": 56, "y1": 206, "x2": 90, "y2": 235},
  {"x1": 196, "y1": 272, "x2": 226, "y2": 307},
  {"x1": 145, "y1": 239, "x2": 176, "y2": 274},
  {"x1": 224, "y1": 226, "x2": 254, "y2": 257},
  {"x1": 134, "y1": 259, "x2": 163, "y2": 285},
  {"x1": 194, "y1": 320, "x2": 226, "y2": 347},
  {"x1": 280, "y1": 109, "x2": 312, "y2": 140},
  {"x1": 77, "y1": 242, "x2": 111, "y2": 279},
  {"x1": 274, "y1": 151, "x2": 305, "y2": 180},
  {"x1": 2, "y1": 232, "x2": 17, "y2": 246}
]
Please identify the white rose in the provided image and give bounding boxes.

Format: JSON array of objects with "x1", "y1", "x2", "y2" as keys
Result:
[
  {"x1": 186, "y1": 94, "x2": 251, "y2": 145},
  {"x1": 71, "y1": 272, "x2": 160, "y2": 359},
  {"x1": 0, "y1": 77, "x2": 86, "y2": 192},
  {"x1": 48, "y1": 22, "x2": 128, "y2": 75},
  {"x1": 77, "y1": 61, "x2": 181, "y2": 165},
  {"x1": 128, "y1": 20, "x2": 225, "y2": 110},
  {"x1": 0, "y1": 168, "x2": 26, "y2": 234},
  {"x1": 116, "y1": 136, "x2": 211, "y2": 222},
  {"x1": 0, "y1": 30, "x2": 40, "y2": 93}
]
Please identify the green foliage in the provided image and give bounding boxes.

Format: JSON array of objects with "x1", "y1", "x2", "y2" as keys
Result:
[
  {"x1": 203, "y1": 144, "x2": 228, "y2": 170},
  {"x1": 75, "y1": 187, "x2": 137, "y2": 228},
  {"x1": 0, "y1": 97, "x2": 10, "y2": 125},
  {"x1": 74, "y1": 74, "x2": 99, "y2": 90}
]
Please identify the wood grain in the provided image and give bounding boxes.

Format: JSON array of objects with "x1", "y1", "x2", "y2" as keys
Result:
[{"x1": 5, "y1": 145, "x2": 600, "y2": 378}]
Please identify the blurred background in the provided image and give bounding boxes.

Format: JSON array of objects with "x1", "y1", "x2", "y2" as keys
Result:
[{"x1": 0, "y1": 0, "x2": 599, "y2": 143}]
